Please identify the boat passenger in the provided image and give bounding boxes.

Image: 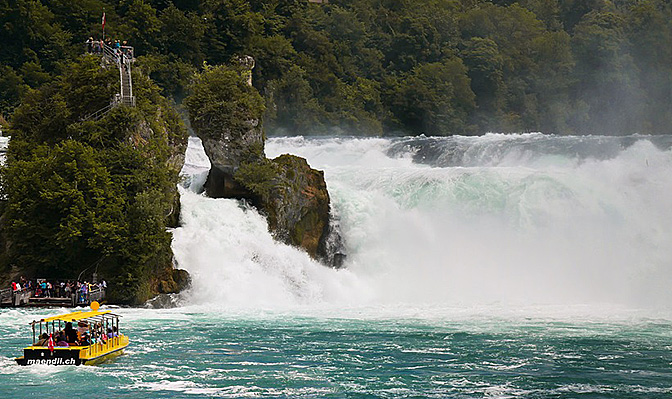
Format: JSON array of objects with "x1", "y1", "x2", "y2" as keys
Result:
[
  {"x1": 79, "y1": 333, "x2": 91, "y2": 346},
  {"x1": 35, "y1": 333, "x2": 48, "y2": 346},
  {"x1": 107, "y1": 328, "x2": 114, "y2": 339},
  {"x1": 56, "y1": 332, "x2": 69, "y2": 347},
  {"x1": 64, "y1": 322, "x2": 78, "y2": 343},
  {"x1": 77, "y1": 321, "x2": 89, "y2": 339},
  {"x1": 95, "y1": 324, "x2": 107, "y2": 343}
]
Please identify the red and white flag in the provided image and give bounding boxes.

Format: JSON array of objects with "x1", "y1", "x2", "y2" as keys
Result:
[
  {"x1": 102, "y1": 12, "x2": 106, "y2": 30},
  {"x1": 48, "y1": 333, "x2": 54, "y2": 354}
]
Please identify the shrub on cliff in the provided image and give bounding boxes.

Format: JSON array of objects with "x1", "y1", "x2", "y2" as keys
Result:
[{"x1": 185, "y1": 64, "x2": 265, "y2": 156}]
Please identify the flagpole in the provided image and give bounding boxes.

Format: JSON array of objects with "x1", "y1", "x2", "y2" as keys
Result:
[{"x1": 102, "y1": 10, "x2": 106, "y2": 40}]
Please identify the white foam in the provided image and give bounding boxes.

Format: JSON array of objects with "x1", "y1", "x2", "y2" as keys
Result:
[
  {"x1": 266, "y1": 136, "x2": 672, "y2": 308},
  {"x1": 174, "y1": 135, "x2": 672, "y2": 310}
]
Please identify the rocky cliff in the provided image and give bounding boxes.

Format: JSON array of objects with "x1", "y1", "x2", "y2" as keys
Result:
[
  {"x1": 185, "y1": 63, "x2": 341, "y2": 264},
  {"x1": 0, "y1": 55, "x2": 190, "y2": 305},
  {"x1": 234, "y1": 154, "x2": 332, "y2": 260}
]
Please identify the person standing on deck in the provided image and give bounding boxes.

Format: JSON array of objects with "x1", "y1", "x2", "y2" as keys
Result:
[
  {"x1": 92, "y1": 39, "x2": 101, "y2": 54},
  {"x1": 64, "y1": 322, "x2": 78, "y2": 344}
]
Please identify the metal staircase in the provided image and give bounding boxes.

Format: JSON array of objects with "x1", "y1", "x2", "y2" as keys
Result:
[{"x1": 82, "y1": 44, "x2": 135, "y2": 121}]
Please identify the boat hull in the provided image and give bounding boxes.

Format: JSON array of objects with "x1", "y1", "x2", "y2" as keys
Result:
[
  {"x1": 15, "y1": 347, "x2": 83, "y2": 366},
  {"x1": 15, "y1": 336, "x2": 129, "y2": 366}
]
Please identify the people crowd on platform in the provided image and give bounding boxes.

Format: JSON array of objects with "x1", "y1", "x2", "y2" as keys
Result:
[
  {"x1": 35, "y1": 322, "x2": 120, "y2": 347},
  {"x1": 85, "y1": 37, "x2": 133, "y2": 60},
  {"x1": 9, "y1": 277, "x2": 106, "y2": 299}
]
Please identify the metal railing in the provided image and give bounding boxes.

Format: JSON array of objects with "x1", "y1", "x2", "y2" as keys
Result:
[
  {"x1": 83, "y1": 335, "x2": 128, "y2": 360},
  {"x1": 74, "y1": 287, "x2": 106, "y2": 306},
  {"x1": 81, "y1": 101, "x2": 118, "y2": 122},
  {"x1": 2, "y1": 285, "x2": 106, "y2": 307},
  {"x1": 81, "y1": 43, "x2": 135, "y2": 122},
  {"x1": 0, "y1": 288, "x2": 33, "y2": 306}
]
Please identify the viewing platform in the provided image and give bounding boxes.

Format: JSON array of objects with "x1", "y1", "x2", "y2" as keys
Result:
[
  {"x1": 0, "y1": 287, "x2": 105, "y2": 308},
  {"x1": 81, "y1": 42, "x2": 136, "y2": 121}
]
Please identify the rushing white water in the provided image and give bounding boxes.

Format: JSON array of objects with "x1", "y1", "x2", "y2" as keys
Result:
[
  {"x1": 172, "y1": 138, "x2": 368, "y2": 308},
  {"x1": 173, "y1": 134, "x2": 672, "y2": 309}
]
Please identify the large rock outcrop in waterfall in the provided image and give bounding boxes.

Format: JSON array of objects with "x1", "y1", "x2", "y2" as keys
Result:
[{"x1": 185, "y1": 63, "x2": 341, "y2": 263}]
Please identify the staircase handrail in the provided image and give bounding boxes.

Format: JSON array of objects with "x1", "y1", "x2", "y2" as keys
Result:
[
  {"x1": 101, "y1": 43, "x2": 120, "y2": 65},
  {"x1": 80, "y1": 43, "x2": 135, "y2": 122},
  {"x1": 81, "y1": 99, "x2": 118, "y2": 122}
]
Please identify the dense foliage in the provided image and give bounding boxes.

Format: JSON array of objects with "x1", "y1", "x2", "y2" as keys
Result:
[
  {"x1": 185, "y1": 63, "x2": 266, "y2": 162},
  {"x1": 1, "y1": 0, "x2": 671, "y2": 135},
  {"x1": 0, "y1": 55, "x2": 188, "y2": 304}
]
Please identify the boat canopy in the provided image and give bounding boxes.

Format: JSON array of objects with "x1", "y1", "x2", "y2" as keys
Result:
[{"x1": 39, "y1": 310, "x2": 113, "y2": 324}]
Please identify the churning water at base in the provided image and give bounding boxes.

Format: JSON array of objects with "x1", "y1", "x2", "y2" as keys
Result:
[
  {"x1": 2, "y1": 306, "x2": 672, "y2": 398},
  {"x1": 2, "y1": 134, "x2": 672, "y2": 397}
]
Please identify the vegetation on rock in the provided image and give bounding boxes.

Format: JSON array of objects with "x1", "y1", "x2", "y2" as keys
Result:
[
  {"x1": 185, "y1": 64, "x2": 266, "y2": 167},
  {"x1": 0, "y1": 55, "x2": 189, "y2": 304},
  {"x1": 260, "y1": 154, "x2": 331, "y2": 260},
  {"x1": 234, "y1": 154, "x2": 332, "y2": 260},
  {"x1": 185, "y1": 63, "x2": 334, "y2": 261}
]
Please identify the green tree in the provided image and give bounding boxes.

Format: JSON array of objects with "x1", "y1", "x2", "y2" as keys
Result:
[
  {"x1": 388, "y1": 59, "x2": 475, "y2": 135},
  {"x1": 185, "y1": 64, "x2": 265, "y2": 151},
  {"x1": 0, "y1": 66, "x2": 28, "y2": 118},
  {"x1": 528, "y1": 30, "x2": 574, "y2": 133},
  {"x1": 0, "y1": 0, "x2": 73, "y2": 71},
  {"x1": 570, "y1": 10, "x2": 644, "y2": 134},
  {"x1": 2, "y1": 139, "x2": 125, "y2": 278},
  {"x1": 10, "y1": 55, "x2": 118, "y2": 144},
  {"x1": 200, "y1": 0, "x2": 264, "y2": 64},
  {"x1": 459, "y1": 3, "x2": 549, "y2": 131},
  {"x1": 624, "y1": 0, "x2": 672, "y2": 133},
  {"x1": 265, "y1": 65, "x2": 325, "y2": 134},
  {"x1": 157, "y1": 4, "x2": 206, "y2": 64},
  {"x1": 461, "y1": 37, "x2": 505, "y2": 127},
  {"x1": 117, "y1": 0, "x2": 161, "y2": 53}
]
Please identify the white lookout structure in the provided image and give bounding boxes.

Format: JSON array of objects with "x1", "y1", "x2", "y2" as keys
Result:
[{"x1": 83, "y1": 43, "x2": 135, "y2": 121}]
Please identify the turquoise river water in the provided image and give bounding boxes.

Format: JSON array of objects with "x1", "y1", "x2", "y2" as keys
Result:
[{"x1": 1, "y1": 306, "x2": 672, "y2": 397}]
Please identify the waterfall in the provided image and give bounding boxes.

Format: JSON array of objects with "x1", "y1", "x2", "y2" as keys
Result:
[{"x1": 173, "y1": 134, "x2": 672, "y2": 308}]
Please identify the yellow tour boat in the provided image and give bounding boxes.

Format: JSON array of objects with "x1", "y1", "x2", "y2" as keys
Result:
[{"x1": 15, "y1": 301, "x2": 129, "y2": 366}]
